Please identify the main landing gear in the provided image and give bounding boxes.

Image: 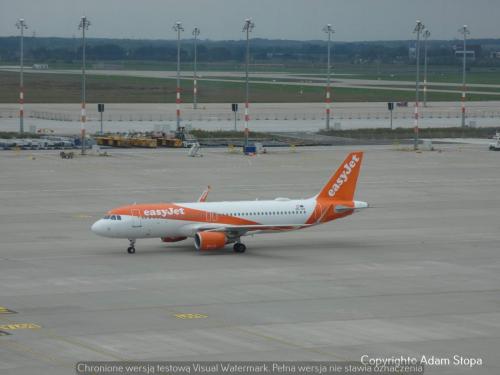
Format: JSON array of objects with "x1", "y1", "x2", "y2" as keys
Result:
[
  {"x1": 127, "y1": 239, "x2": 136, "y2": 254},
  {"x1": 233, "y1": 242, "x2": 246, "y2": 253}
]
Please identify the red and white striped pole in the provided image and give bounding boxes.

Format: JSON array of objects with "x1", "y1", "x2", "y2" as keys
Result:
[
  {"x1": 19, "y1": 86, "x2": 24, "y2": 133},
  {"x1": 414, "y1": 101, "x2": 419, "y2": 146},
  {"x1": 193, "y1": 80, "x2": 197, "y2": 109},
  {"x1": 461, "y1": 86, "x2": 466, "y2": 125},
  {"x1": 323, "y1": 24, "x2": 334, "y2": 130},
  {"x1": 79, "y1": 16, "x2": 90, "y2": 155},
  {"x1": 16, "y1": 18, "x2": 28, "y2": 134},
  {"x1": 80, "y1": 102, "x2": 86, "y2": 153},
  {"x1": 176, "y1": 86, "x2": 181, "y2": 128},
  {"x1": 243, "y1": 19, "x2": 254, "y2": 149},
  {"x1": 413, "y1": 20, "x2": 424, "y2": 150},
  {"x1": 325, "y1": 86, "x2": 331, "y2": 129},
  {"x1": 459, "y1": 25, "x2": 470, "y2": 128},
  {"x1": 192, "y1": 27, "x2": 200, "y2": 110},
  {"x1": 244, "y1": 100, "x2": 249, "y2": 141},
  {"x1": 174, "y1": 22, "x2": 184, "y2": 131}
]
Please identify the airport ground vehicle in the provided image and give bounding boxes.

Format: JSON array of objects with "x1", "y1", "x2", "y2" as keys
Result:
[
  {"x1": 489, "y1": 132, "x2": 500, "y2": 151},
  {"x1": 91, "y1": 152, "x2": 368, "y2": 253}
]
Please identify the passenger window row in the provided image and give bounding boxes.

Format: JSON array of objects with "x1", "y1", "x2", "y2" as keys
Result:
[
  {"x1": 119, "y1": 210, "x2": 307, "y2": 220},
  {"x1": 221, "y1": 210, "x2": 305, "y2": 217}
]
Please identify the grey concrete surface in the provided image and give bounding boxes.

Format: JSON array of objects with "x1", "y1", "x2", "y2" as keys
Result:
[
  {"x1": 3, "y1": 117, "x2": 500, "y2": 135},
  {"x1": 2, "y1": 101, "x2": 500, "y2": 121},
  {"x1": 1, "y1": 101, "x2": 499, "y2": 134},
  {"x1": 0, "y1": 145, "x2": 499, "y2": 374}
]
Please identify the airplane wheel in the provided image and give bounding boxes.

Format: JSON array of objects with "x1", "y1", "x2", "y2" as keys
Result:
[
  {"x1": 127, "y1": 247, "x2": 136, "y2": 254},
  {"x1": 233, "y1": 243, "x2": 246, "y2": 253}
]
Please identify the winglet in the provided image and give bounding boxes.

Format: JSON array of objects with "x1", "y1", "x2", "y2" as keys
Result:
[
  {"x1": 316, "y1": 152, "x2": 363, "y2": 201},
  {"x1": 198, "y1": 185, "x2": 211, "y2": 202}
]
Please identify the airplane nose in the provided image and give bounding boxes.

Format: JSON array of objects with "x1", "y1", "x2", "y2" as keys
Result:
[{"x1": 91, "y1": 220, "x2": 106, "y2": 236}]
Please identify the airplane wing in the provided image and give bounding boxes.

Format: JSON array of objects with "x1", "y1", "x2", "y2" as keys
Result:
[
  {"x1": 198, "y1": 185, "x2": 211, "y2": 202},
  {"x1": 184, "y1": 223, "x2": 313, "y2": 238}
]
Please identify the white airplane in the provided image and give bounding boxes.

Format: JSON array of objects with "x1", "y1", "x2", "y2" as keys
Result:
[{"x1": 91, "y1": 151, "x2": 368, "y2": 253}]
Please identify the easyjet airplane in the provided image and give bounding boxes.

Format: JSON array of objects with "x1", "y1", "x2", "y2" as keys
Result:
[{"x1": 91, "y1": 152, "x2": 368, "y2": 254}]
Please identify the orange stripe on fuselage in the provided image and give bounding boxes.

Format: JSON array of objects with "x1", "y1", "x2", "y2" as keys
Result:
[
  {"x1": 305, "y1": 200, "x2": 355, "y2": 225},
  {"x1": 109, "y1": 203, "x2": 259, "y2": 225}
]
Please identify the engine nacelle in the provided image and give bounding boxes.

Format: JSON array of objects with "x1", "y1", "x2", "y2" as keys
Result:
[
  {"x1": 195, "y1": 231, "x2": 228, "y2": 251},
  {"x1": 161, "y1": 236, "x2": 187, "y2": 243}
]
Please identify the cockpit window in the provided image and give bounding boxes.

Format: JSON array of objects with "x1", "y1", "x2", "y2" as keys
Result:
[{"x1": 103, "y1": 215, "x2": 121, "y2": 220}]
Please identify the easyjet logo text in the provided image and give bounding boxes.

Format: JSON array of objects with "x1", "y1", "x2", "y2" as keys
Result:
[
  {"x1": 328, "y1": 154, "x2": 360, "y2": 197},
  {"x1": 143, "y1": 208, "x2": 185, "y2": 217}
]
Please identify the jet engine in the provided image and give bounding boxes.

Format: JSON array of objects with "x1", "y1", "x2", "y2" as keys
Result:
[{"x1": 194, "y1": 231, "x2": 228, "y2": 251}]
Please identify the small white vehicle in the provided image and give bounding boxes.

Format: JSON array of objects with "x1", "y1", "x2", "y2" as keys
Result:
[{"x1": 489, "y1": 132, "x2": 500, "y2": 151}]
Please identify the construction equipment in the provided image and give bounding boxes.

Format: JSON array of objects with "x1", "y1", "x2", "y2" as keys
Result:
[
  {"x1": 94, "y1": 128, "x2": 197, "y2": 149},
  {"x1": 175, "y1": 127, "x2": 198, "y2": 148},
  {"x1": 95, "y1": 135, "x2": 157, "y2": 148}
]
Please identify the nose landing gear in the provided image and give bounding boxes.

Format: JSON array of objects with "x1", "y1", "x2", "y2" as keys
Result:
[{"x1": 127, "y1": 239, "x2": 136, "y2": 254}]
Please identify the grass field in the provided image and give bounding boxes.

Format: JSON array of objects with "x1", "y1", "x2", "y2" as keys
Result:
[
  {"x1": 319, "y1": 126, "x2": 499, "y2": 140},
  {"x1": 0, "y1": 70, "x2": 497, "y2": 103},
  {"x1": 354, "y1": 71, "x2": 500, "y2": 85},
  {"x1": 2, "y1": 127, "x2": 496, "y2": 142},
  {"x1": 208, "y1": 75, "x2": 500, "y2": 93}
]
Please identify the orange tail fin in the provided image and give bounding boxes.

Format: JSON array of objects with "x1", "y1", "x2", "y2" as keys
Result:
[{"x1": 316, "y1": 152, "x2": 364, "y2": 201}]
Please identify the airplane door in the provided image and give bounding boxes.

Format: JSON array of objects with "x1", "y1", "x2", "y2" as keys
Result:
[
  {"x1": 131, "y1": 209, "x2": 142, "y2": 228},
  {"x1": 206, "y1": 211, "x2": 218, "y2": 222}
]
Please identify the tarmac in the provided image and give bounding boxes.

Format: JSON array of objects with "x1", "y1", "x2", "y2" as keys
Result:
[{"x1": 0, "y1": 145, "x2": 499, "y2": 374}]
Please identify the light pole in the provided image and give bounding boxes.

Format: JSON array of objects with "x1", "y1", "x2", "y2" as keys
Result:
[
  {"x1": 323, "y1": 24, "x2": 334, "y2": 131},
  {"x1": 413, "y1": 20, "x2": 425, "y2": 150},
  {"x1": 16, "y1": 18, "x2": 28, "y2": 134},
  {"x1": 243, "y1": 18, "x2": 254, "y2": 149},
  {"x1": 173, "y1": 21, "x2": 184, "y2": 132},
  {"x1": 459, "y1": 25, "x2": 470, "y2": 128},
  {"x1": 78, "y1": 16, "x2": 90, "y2": 155},
  {"x1": 192, "y1": 27, "x2": 200, "y2": 110},
  {"x1": 423, "y1": 29, "x2": 430, "y2": 107}
]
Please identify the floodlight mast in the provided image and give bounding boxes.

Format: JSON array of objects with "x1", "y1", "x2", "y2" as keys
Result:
[
  {"x1": 423, "y1": 30, "x2": 430, "y2": 107},
  {"x1": 323, "y1": 24, "x2": 334, "y2": 130},
  {"x1": 413, "y1": 20, "x2": 425, "y2": 150},
  {"x1": 192, "y1": 27, "x2": 200, "y2": 110},
  {"x1": 243, "y1": 18, "x2": 254, "y2": 148},
  {"x1": 459, "y1": 25, "x2": 470, "y2": 128},
  {"x1": 16, "y1": 18, "x2": 28, "y2": 134},
  {"x1": 78, "y1": 16, "x2": 90, "y2": 155},
  {"x1": 173, "y1": 21, "x2": 184, "y2": 131}
]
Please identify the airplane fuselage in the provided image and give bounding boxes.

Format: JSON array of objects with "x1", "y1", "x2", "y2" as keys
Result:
[{"x1": 92, "y1": 198, "x2": 367, "y2": 238}]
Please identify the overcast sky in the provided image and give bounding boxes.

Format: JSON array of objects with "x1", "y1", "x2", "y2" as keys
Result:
[{"x1": 1, "y1": 0, "x2": 499, "y2": 41}]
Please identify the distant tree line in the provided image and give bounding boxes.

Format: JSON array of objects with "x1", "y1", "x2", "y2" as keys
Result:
[{"x1": 1, "y1": 37, "x2": 500, "y2": 66}]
